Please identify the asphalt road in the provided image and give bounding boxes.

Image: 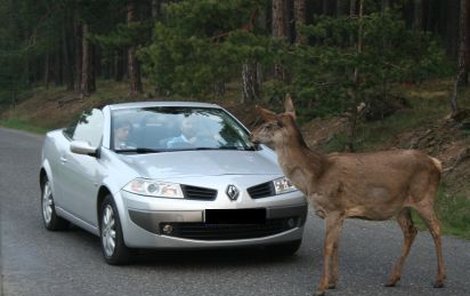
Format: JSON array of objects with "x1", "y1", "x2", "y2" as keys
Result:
[{"x1": 1, "y1": 127, "x2": 469, "y2": 296}]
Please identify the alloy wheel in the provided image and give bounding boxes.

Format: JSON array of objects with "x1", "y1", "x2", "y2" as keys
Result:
[
  {"x1": 102, "y1": 204, "x2": 116, "y2": 257},
  {"x1": 42, "y1": 181, "x2": 53, "y2": 224}
]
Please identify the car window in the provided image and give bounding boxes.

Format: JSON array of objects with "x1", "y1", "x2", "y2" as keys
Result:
[
  {"x1": 111, "y1": 107, "x2": 255, "y2": 152},
  {"x1": 71, "y1": 109, "x2": 104, "y2": 147},
  {"x1": 63, "y1": 123, "x2": 76, "y2": 139}
]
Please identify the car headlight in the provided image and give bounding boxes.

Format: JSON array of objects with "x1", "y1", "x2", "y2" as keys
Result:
[
  {"x1": 123, "y1": 178, "x2": 184, "y2": 198},
  {"x1": 273, "y1": 176, "x2": 297, "y2": 195}
]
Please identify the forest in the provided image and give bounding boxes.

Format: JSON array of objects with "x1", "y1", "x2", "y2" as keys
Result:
[
  {"x1": 0, "y1": 0, "x2": 470, "y2": 237},
  {"x1": 0, "y1": 0, "x2": 468, "y2": 113},
  {"x1": 0, "y1": 0, "x2": 469, "y2": 149}
]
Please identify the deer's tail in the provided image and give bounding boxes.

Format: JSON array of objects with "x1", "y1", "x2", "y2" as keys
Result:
[{"x1": 429, "y1": 156, "x2": 443, "y2": 173}]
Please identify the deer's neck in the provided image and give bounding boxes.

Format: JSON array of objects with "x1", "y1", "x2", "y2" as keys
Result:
[{"x1": 275, "y1": 133, "x2": 325, "y2": 194}]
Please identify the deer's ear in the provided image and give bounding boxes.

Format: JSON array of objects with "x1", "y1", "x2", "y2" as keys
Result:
[
  {"x1": 256, "y1": 105, "x2": 277, "y2": 122},
  {"x1": 284, "y1": 94, "x2": 296, "y2": 119}
]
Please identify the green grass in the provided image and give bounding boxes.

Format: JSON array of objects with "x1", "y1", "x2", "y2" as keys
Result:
[
  {"x1": 323, "y1": 79, "x2": 465, "y2": 153},
  {"x1": 0, "y1": 118, "x2": 48, "y2": 134},
  {"x1": 412, "y1": 187, "x2": 470, "y2": 240}
]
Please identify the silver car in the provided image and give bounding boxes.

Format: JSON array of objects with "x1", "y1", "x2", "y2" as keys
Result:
[{"x1": 39, "y1": 101, "x2": 307, "y2": 264}]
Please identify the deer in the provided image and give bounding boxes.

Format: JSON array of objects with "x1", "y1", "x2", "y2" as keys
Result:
[{"x1": 251, "y1": 96, "x2": 445, "y2": 296}]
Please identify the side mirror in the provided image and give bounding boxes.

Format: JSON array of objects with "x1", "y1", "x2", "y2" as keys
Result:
[{"x1": 70, "y1": 140, "x2": 98, "y2": 157}]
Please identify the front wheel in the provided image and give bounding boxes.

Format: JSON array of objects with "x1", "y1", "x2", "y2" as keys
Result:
[
  {"x1": 100, "y1": 195, "x2": 131, "y2": 265},
  {"x1": 41, "y1": 178, "x2": 69, "y2": 230}
]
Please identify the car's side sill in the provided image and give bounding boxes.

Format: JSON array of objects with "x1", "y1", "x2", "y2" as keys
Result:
[{"x1": 56, "y1": 207, "x2": 100, "y2": 236}]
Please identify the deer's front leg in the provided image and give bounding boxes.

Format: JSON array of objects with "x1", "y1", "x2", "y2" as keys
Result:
[
  {"x1": 315, "y1": 212, "x2": 344, "y2": 296},
  {"x1": 328, "y1": 239, "x2": 340, "y2": 289}
]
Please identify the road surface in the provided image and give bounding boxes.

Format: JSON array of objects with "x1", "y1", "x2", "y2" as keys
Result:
[{"x1": 1, "y1": 127, "x2": 469, "y2": 296}]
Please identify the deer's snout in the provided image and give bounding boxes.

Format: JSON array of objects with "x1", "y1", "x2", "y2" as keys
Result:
[{"x1": 250, "y1": 134, "x2": 260, "y2": 144}]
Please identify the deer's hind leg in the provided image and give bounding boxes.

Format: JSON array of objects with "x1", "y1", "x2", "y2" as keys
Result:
[
  {"x1": 414, "y1": 201, "x2": 446, "y2": 288},
  {"x1": 386, "y1": 208, "x2": 417, "y2": 287}
]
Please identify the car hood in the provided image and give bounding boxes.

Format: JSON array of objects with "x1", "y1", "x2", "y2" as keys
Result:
[{"x1": 119, "y1": 150, "x2": 282, "y2": 179}]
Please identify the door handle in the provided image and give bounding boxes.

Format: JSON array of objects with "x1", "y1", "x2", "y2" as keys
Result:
[{"x1": 60, "y1": 156, "x2": 68, "y2": 163}]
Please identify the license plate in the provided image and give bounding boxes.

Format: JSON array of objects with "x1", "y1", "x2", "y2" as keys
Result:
[{"x1": 205, "y1": 208, "x2": 266, "y2": 224}]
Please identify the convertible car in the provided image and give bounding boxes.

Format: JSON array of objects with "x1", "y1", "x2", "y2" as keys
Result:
[{"x1": 39, "y1": 101, "x2": 307, "y2": 264}]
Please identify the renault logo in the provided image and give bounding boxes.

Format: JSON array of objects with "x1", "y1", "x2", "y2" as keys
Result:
[{"x1": 226, "y1": 185, "x2": 239, "y2": 201}]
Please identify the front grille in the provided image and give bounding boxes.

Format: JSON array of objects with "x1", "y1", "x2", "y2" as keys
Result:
[
  {"x1": 247, "y1": 182, "x2": 275, "y2": 199},
  {"x1": 160, "y1": 218, "x2": 298, "y2": 240},
  {"x1": 181, "y1": 185, "x2": 217, "y2": 201}
]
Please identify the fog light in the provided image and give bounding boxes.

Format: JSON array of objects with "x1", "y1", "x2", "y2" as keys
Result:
[
  {"x1": 162, "y1": 224, "x2": 173, "y2": 234},
  {"x1": 287, "y1": 218, "x2": 296, "y2": 228}
]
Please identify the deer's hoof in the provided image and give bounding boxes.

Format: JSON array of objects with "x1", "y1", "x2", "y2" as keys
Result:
[
  {"x1": 433, "y1": 281, "x2": 444, "y2": 288},
  {"x1": 385, "y1": 277, "x2": 400, "y2": 287},
  {"x1": 327, "y1": 283, "x2": 336, "y2": 289}
]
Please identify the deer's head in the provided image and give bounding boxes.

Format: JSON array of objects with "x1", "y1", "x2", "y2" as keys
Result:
[{"x1": 251, "y1": 96, "x2": 299, "y2": 149}]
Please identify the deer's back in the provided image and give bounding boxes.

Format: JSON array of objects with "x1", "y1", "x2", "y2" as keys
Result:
[{"x1": 309, "y1": 149, "x2": 441, "y2": 220}]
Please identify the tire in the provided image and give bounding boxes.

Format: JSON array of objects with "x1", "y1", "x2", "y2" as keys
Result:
[
  {"x1": 100, "y1": 194, "x2": 131, "y2": 265},
  {"x1": 41, "y1": 178, "x2": 69, "y2": 230},
  {"x1": 267, "y1": 240, "x2": 302, "y2": 256}
]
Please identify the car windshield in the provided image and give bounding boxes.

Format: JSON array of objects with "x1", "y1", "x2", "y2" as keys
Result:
[{"x1": 111, "y1": 106, "x2": 256, "y2": 153}]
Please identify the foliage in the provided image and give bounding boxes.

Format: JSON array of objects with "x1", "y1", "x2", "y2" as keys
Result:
[
  {"x1": 139, "y1": 0, "x2": 268, "y2": 97},
  {"x1": 281, "y1": 10, "x2": 450, "y2": 119}
]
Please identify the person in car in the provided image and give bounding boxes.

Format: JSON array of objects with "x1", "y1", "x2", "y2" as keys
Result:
[
  {"x1": 167, "y1": 116, "x2": 218, "y2": 149},
  {"x1": 113, "y1": 120, "x2": 134, "y2": 149}
]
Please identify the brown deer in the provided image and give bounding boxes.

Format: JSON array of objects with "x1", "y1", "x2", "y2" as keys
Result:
[{"x1": 251, "y1": 97, "x2": 445, "y2": 296}]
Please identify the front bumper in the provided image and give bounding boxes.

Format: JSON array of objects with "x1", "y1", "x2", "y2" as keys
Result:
[{"x1": 119, "y1": 188, "x2": 308, "y2": 249}]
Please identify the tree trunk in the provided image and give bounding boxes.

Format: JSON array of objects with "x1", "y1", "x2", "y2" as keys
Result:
[
  {"x1": 446, "y1": 0, "x2": 460, "y2": 58},
  {"x1": 350, "y1": 0, "x2": 356, "y2": 18},
  {"x1": 451, "y1": 0, "x2": 470, "y2": 116},
  {"x1": 241, "y1": 61, "x2": 260, "y2": 103},
  {"x1": 151, "y1": 0, "x2": 161, "y2": 19},
  {"x1": 89, "y1": 43, "x2": 96, "y2": 93},
  {"x1": 294, "y1": 0, "x2": 307, "y2": 44},
  {"x1": 74, "y1": 18, "x2": 82, "y2": 92},
  {"x1": 413, "y1": 0, "x2": 423, "y2": 31},
  {"x1": 127, "y1": 0, "x2": 143, "y2": 98},
  {"x1": 115, "y1": 49, "x2": 125, "y2": 81},
  {"x1": 272, "y1": 0, "x2": 288, "y2": 39},
  {"x1": 272, "y1": 0, "x2": 288, "y2": 80},
  {"x1": 61, "y1": 7, "x2": 73, "y2": 90},
  {"x1": 381, "y1": 0, "x2": 390, "y2": 13},
  {"x1": 347, "y1": 0, "x2": 363, "y2": 152},
  {"x1": 213, "y1": 81, "x2": 225, "y2": 97},
  {"x1": 336, "y1": 0, "x2": 348, "y2": 16},
  {"x1": 458, "y1": 0, "x2": 469, "y2": 85},
  {"x1": 323, "y1": 0, "x2": 329, "y2": 15},
  {"x1": 44, "y1": 52, "x2": 50, "y2": 89},
  {"x1": 80, "y1": 23, "x2": 93, "y2": 97}
]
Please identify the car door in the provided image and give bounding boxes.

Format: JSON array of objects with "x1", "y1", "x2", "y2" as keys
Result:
[{"x1": 59, "y1": 109, "x2": 104, "y2": 227}]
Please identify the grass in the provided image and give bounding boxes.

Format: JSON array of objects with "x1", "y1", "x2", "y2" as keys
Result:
[
  {"x1": 0, "y1": 118, "x2": 48, "y2": 134},
  {"x1": 323, "y1": 79, "x2": 469, "y2": 153},
  {"x1": 412, "y1": 187, "x2": 470, "y2": 240}
]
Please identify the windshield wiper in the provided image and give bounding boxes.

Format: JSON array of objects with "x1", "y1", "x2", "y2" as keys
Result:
[
  {"x1": 115, "y1": 147, "x2": 165, "y2": 154},
  {"x1": 193, "y1": 146, "x2": 258, "y2": 151}
]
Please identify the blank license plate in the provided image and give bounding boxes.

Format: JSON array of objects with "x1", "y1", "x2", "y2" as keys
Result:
[{"x1": 205, "y1": 208, "x2": 266, "y2": 224}]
